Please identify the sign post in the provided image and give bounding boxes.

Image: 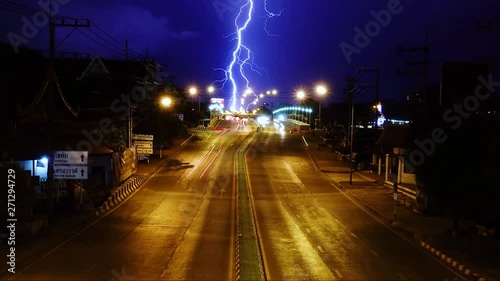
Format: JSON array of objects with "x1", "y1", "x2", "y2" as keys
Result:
[
  {"x1": 132, "y1": 134, "x2": 154, "y2": 162},
  {"x1": 53, "y1": 151, "x2": 88, "y2": 179},
  {"x1": 393, "y1": 167, "x2": 398, "y2": 220},
  {"x1": 53, "y1": 151, "x2": 88, "y2": 211}
]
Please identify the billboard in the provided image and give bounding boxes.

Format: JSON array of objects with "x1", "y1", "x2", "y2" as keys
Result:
[{"x1": 210, "y1": 98, "x2": 225, "y2": 109}]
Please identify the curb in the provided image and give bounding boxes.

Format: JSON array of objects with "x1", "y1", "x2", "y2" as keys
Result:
[
  {"x1": 95, "y1": 176, "x2": 145, "y2": 216},
  {"x1": 337, "y1": 181, "x2": 395, "y2": 225},
  {"x1": 354, "y1": 171, "x2": 379, "y2": 183},
  {"x1": 93, "y1": 134, "x2": 194, "y2": 217},
  {"x1": 338, "y1": 181, "x2": 489, "y2": 280},
  {"x1": 420, "y1": 241, "x2": 488, "y2": 281}
]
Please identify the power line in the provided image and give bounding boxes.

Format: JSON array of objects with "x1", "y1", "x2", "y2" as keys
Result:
[
  {"x1": 0, "y1": 3, "x2": 37, "y2": 16},
  {"x1": 76, "y1": 28, "x2": 126, "y2": 57},
  {"x1": 0, "y1": 0, "x2": 38, "y2": 14},
  {"x1": 56, "y1": 27, "x2": 76, "y2": 48},
  {"x1": 91, "y1": 23, "x2": 140, "y2": 56},
  {"x1": 0, "y1": 1, "x2": 143, "y2": 60},
  {"x1": 87, "y1": 27, "x2": 127, "y2": 53}
]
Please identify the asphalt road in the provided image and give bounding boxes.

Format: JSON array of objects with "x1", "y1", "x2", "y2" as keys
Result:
[
  {"x1": 246, "y1": 121, "x2": 465, "y2": 280},
  {"x1": 10, "y1": 119, "x2": 251, "y2": 281},
  {"x1": 7, "y1": 118, "x2": 468, "y2": 280}
]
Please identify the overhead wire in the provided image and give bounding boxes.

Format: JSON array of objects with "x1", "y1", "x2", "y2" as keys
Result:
[
  {"x1": 91, "y1": 23, "x2": 141, "y2": 56},
  {"x1": 1, "y1": 1, "x2": 143, "y2": 60},
  {"x1": 76, "y1": 28, "x2": 126, "y2": 57}
]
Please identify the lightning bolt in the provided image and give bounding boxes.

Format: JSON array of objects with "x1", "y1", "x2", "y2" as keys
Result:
[
  {"x1": 264, "y1": 0, "x2": 284, "y2": 37},
  {"x1": 214, "y1": 0, "x2": 282, "y2": 112}
]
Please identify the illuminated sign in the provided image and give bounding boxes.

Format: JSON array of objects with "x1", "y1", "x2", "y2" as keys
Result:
[{"x1": 210, "y1": 98, "x2": 225, "y2": 108}]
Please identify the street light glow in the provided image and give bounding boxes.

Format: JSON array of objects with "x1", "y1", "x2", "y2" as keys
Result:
[
  {"x1": 189, "y1": 87, "x2": 197, "y2": 95},
  {"x1": 161, "y1": 97, "x2": 172, "y2": 107},
  {"x1": 316, "y1": 85, "x2": 327, "y2": 95},
  {"x1": 296, "y1": 90, "x2": 306, "y2": 100},
  {"x1": 207, "y1": 86, "x2": 215, "y2": 93}
]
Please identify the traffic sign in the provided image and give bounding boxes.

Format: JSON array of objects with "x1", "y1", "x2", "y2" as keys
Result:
[
  {"x1": 133, "y1": 141, "x2": 153, "y2": 148},
  {"x1": 393, "y1": 193, "x2": 398, "y2": 200},
  {"x1": 53, "y1": 166, "x2": 88, "y2": 179},
  {"x1": 136, "y1": 147, "x2": 153, "y2": 154},
  {"x1": 54, "y1": 151, "x2": 88, "y2": 164},
  {"x1": 132, "y1": 134, "x2": 153, "y2": 141}
]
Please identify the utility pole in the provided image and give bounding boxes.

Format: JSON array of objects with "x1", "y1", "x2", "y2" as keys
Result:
[
  {"x1": 46, "y1": 0, "x2": 90, "y2": 220},
  {"x1": 358, "y1": 66, "x2": 380, "y2": 129},
  {"x1": 396, "y1": 29, "x2": 431, "y2": 103},
  {"x1": 345, "y1": 76, "x2": 356, "y2": 185}
]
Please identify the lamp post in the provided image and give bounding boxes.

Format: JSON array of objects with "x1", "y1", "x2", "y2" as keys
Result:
[
  {"x1": 158, "y1": 96, "x2": 173, "y2": 157},
  {"x1": 315, "y1": 85, "x2": 327, "y2": 129},
  {"x1": 294, "y1": 85, "x2": 328, "y2": 127},
  {"x1": 189, "y1": 87, "x2": 200, "y2": 112}
]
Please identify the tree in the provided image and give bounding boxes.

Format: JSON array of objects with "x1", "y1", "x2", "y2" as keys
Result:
[{"x1": 102, "y1": 127, "x2": 127, "y2": 152}]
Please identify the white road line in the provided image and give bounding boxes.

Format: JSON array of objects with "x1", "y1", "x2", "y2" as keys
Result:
[
  {"x1": 327, "y1": 180, "x2": 469, "y2": 281},
  {"x1": 10, "y1": 135, "x2": 195, "y2": 279},
  {"x1": 350, "y1": 232, "x2": 357, "y2": 238},
  {"x1": 335, "y1": 269, "x2": 343, "y2": 278},
  {"x1": 187, "y1": 145, "x2": 214, "y2": 178},
  {"x1": 371, "y1": 250, "x2": 379, "y2": 257},
  {"x1": 199, "y1": 149, "x2": 222, "y2": 179},
  {"x1": 306, "y1": 228, "x2": 311, "y2": 233},
  {"x1": 317, "y1": 245, "x2": 324, "y2": 253},
  {"x1": 397, "y1": 273, "x2": 408, "y2": 280},
  {"x1": 296, "y1": 214, "x2": 301, "y2": 219}
]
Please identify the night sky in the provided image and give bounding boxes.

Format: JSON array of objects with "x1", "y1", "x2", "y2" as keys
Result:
[{"x1": 2, "y1": 0, "x2": 500, "y2": 108}]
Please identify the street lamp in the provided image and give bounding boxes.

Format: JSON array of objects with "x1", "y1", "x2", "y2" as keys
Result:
[
  {"x1": 266, "y1": 89, "x2": 278, "y2": 95},
  {"x1": 296, "y1": 90, "x2": 306, "y2": 100},
  {"x1": 160, "y1": 96, "x2": 172, "y2": 107},
  {"x1": 188, "y1": 86, "x2": 200, "y2": 112},
  {"x1": 315, "y1": 84, "x2": 328, "y2": 128},
  {"x1": 207, "y1": 85, "x2": 215, "y2": 94}
]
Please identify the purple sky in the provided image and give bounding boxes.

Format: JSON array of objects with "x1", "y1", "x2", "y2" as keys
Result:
[{"x1": 2, "y1": 0, "x2": 500, "y2": 108}]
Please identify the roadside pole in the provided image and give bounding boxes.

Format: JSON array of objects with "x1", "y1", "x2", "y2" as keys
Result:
[
  {"x1": 80, "y1": 179, "x2": 83, "y2": 211},
  {"x1": 393, "y1": 181, "x2": 398, "y2": 219}
]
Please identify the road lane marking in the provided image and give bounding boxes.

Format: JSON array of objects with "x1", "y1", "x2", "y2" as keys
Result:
[
  {"x1": 11, "y1": 134, "x2": 195, "y2": 278},
  {"x1": 327, "y1": 180, "x2": 469, "y2": 281},
  {"x1": 296, "y1": 214, "x2": 301, "y2": 219},
  {"x1": 317, "y1": 245, "x2": 324, "y2": 253},
  {"x1": 217, "y1": 128, "x2": 231, "y2": 138},
  {"x1": 187, "y1": 145, "x2": 214, "y2": 178},
  {"x1": 301, "y1": 136, "x2": 309, "y2": 147},
  {"x1": 350, "y1": 232, "x2": 357, "y2": 238},
  {"x1": 245, "y1": 133, "x2": 271, "y2": 280},
  {"x1": 335, "y1": 269, "x2": 343, "y2": 278},
  {"x1": 302, "y1": 138, "x2": 319, "y2": 172},
  {"x1": 306, "y1": 228, "x2": 311, "y2": 233},
  {"x1": 199, "y1": 149, "x2": 222, "y2": 179},
  {"x1": 371, "y1": 250, "x2": 379, "y2": 257}
]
